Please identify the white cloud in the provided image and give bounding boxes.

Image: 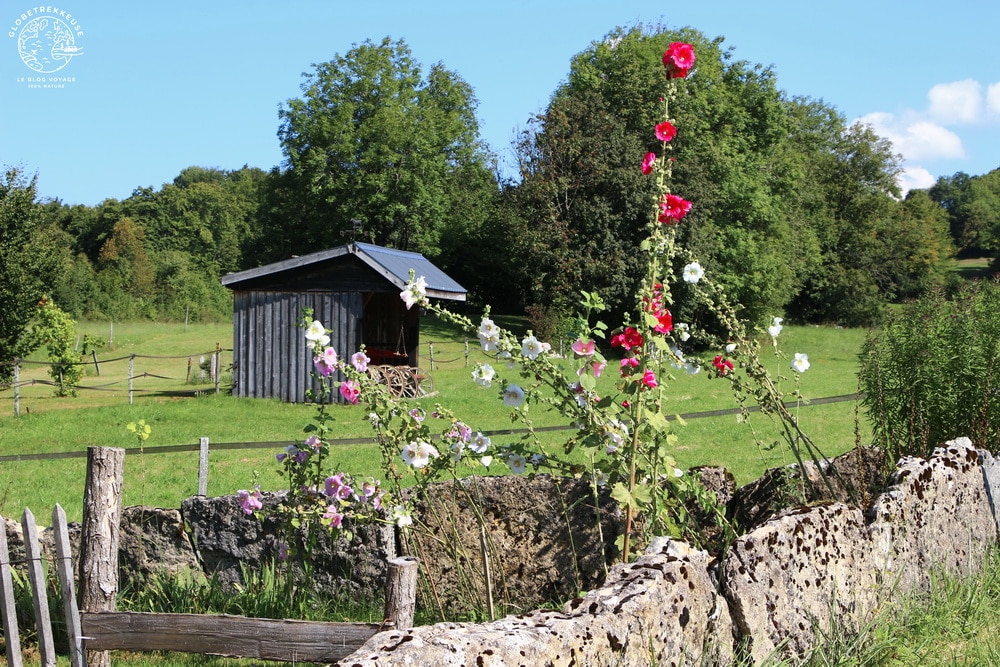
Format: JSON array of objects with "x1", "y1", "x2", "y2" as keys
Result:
[
  {"x1": 927, "y1": 79, "x2": 983, "y2": 124},
  {"x1": 897, "y1": 166, "x2": 936, "y2": 195},
  {"x1": 988, "y1": 82, "x2": 1000, "y2": 117},
  {"x1": 856, "y1": 113, "x2": 965, "y2": 162}
]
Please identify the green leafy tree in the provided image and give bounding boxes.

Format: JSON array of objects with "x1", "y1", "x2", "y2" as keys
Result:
[
  {"x1": 929, "y1": 170, "x2": 1000, "y2": 257},
  {"x1": 267, "y1": 37, "x2": 496, "y2": 262},
  {"x1": 0, "y1": 167, "x2": 61, "y2": 384},
  {"x1": 23, "y1": 297, "x2": 82, "y2": 396},
  {"x1": 506, "y1": 26, "x2": 815, "y2": 332}
]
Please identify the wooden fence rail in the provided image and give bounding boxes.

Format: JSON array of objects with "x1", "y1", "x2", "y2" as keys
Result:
[{"x1": 0, "y1": 446, "x2": 415, "y2": 665}]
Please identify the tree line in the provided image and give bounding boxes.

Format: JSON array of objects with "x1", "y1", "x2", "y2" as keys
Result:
[{"x1": 2, "y1": 26, "x2": 998, "y2": 370}]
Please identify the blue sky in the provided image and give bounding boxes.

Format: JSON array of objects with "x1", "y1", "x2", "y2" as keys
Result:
[{"x1": 2, "y1": 0, "x2": 997, "y2": 206}]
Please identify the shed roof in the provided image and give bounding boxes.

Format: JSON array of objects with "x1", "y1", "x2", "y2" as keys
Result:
[{"x1": 221, "y1": 242, "x2": 466, "y2": 301}]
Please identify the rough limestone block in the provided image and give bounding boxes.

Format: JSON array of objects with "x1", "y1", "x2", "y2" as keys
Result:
[
  {"x1": 867, "y1": 437, "x2": 999, "y2": 594},
  {"x1": 722, "y1": 503, "x2": 879, "y2": 664},
  {"x1": 335, "y1": 539, "x2": 734, "y2": 667},
  {"x1": 977, "y1": 448, "x2": 1000, "y2": 537}
]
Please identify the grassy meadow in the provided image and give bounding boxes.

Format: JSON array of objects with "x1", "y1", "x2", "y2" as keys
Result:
[{"x1": 1, "y1": 315, "x2": 869, "y2": 524}]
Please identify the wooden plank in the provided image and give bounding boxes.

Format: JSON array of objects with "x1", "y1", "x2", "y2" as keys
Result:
[
  {"x1": 52, "y1": 505, "x2": 85, "y2": 667},
  {"x1": 80, "y1": 612, "x2": 385, "y2": 662},
  {"x1": 22, "y1": 508, "x2": 56, "y2": 666},
  {"x1": 0, "y1": 514, "x2": 24, "y2": 667}
]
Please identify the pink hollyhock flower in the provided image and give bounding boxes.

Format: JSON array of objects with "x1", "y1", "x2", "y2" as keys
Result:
[
  {"x1": 351, "y1": 351, "x2": 370, "y2": 372},
  {"x1": 305, "y1": 435, "x2": 323, "y2": 450},
  {"x1": 571, "y1": 338, "x2": 596, "y2": 357},
  {"x1": 339, "y1": 380, "x2": 361, "y2": 404},
  {"x1": 620, "y1": 357, "x2": 640, "y2": 377},
  {"x1": 659, "y1": 193, "x2": 693, "y2": 224},
  {"x1": 323, "y1": 506, "x2": 344, "y2": 528},
  {"x1": 663, "y1": 42, "x2": 696, "y2": 78},
  {"x1": 641, "y1": 368, "x2": 658, "y2": 389},
  {"x1": 237, "y1": 488, "x2": 263, "y2": 515},
  {"x1": 641, "y1": 151, "x2": 656, "y2": 175},
  {"x1": 590, "y1": 359, "x2": 607, "y2": 378},
  {"x1": 655, "y1": 121, "x2": 677, "y2": 142},
  {"x1": 313, "y1": 356, "x2": 335, "y2": 377},
  {"x1": 326, "y1": 475, "x2": 354, "y2": 501}
]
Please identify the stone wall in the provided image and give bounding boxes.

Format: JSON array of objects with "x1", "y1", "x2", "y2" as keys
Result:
[
  {"x1": 334, "y1": 437, "x2": 999, "y2": 666},
  {"x1": 5, "y1": 437, "x2": 998, "y2": 665}
]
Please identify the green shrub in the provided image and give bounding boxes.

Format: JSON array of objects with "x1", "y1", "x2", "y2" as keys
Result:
[{"x1": 859, "y1": 279, "x2": 1000, "y2": 461}]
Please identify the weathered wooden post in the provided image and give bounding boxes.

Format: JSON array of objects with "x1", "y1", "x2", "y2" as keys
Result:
[
  {"x1": 79, "y1": 446, "x2": 125, "y2": 667},
  {"x1": 53, "y1": 505, "x2": 84, "y2": 667},
  {"x1": 128, "y1": 355, "x2": 135, "y2": 405},
  {"x1": 384, "y1": 556, "x2": 419, "y2": 631},
  {"x1": 198, "y1": 437, "x2": 210, "y2": 496},
  {"x1": 13, "y1": 360, "x2": 19, "y2": 417},
  {"x1": 0, "y1": 514, "x2": 24, "y2": 667},
  {"x1": 22, "y1": 508, "x2": 55, "y2": 666}
]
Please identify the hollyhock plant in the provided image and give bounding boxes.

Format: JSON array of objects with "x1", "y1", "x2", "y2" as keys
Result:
[
  {"x1": 611, "y1": 327, "x2": 643, "y2": 351},
  {"x1": 400, "y1": 274, "x2": 428, "y2": 310},
  {"x1": 791, "y1": 353, "x2": 811, "y2": 373},
  {"x1": 521, "y1": 334, "x2": 545, "y2": 360},
  {"x1": 502, "y1": 384, "x2": 525, "y2": 407},
  {"x1": 237, "y1": 487, "x2": 263, "y2": 515},
  {"x1": 471, "y1": 362, "x2": 496, "y2": 386},
  {"x1": 339, "y1": 379, "x2": 361, "y2": 404},
  {"x1": 663, "y1": 41, "x2": 696, "y2": 78},
  {"x1": 655, "y1": 120, "x2": 677, "y2": 142},
  {"x1": 768, "y1": 317, "x2": 784, "y2": 339},
  {"x1": 682, "y1": 262, "x2": 705, "y2": 284},
  {"x1": 572, "y1": 338, "x2": 596, "y2": 356},
  {"x1": 658, "y1": 193, "x2": 692, "y2": 224},
  {"x1": 351, "y1": 351, "x2": 370, "y2": 372},
  {"x1": 713, "y1": 355, "x2": 734, "y2": 375},
  {"x1": 642, "y1": 151, "x2": 657, "y2": 175}
]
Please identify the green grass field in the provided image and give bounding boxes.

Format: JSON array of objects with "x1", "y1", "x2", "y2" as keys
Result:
[{"x1": 1, "y1": 316, "x2": 869, "y2": 523}]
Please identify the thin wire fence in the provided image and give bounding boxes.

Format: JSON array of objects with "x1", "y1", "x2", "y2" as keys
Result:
[{"x1": 1, "y1": 348, "x2": 228, "y2": 415}]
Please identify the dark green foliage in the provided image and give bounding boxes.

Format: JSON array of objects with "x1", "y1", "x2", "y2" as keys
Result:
[
  {"x1": 859, "y1": 279, "x2": 1000, "y2": 461},
  {"x1": 263, "y1": 37, "x2": 497, "y2": 265},
  {"x1": 0, "y1": 168, "x2": 63, "y2": 383}
]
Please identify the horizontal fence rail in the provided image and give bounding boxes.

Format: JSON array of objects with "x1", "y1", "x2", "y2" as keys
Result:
[
  {"x1": 80, "y1": 611, "x2": 386, "y2": 662},
  {"x1": 1, "y1": 447, "x2": 418, "y2": 664},
  {"x1": 0, "y1": 393, "x2": 861, "y2": 466}
]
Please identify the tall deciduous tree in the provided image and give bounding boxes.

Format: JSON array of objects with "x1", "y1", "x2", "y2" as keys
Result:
[
  {"x1": 266, "y1": 37, "x2": 496, "y2": 263},
  {"x1": 506, "y1": 26, "x2": 809, "y2": 332},
  {"x1": 0, "y1": 167, "x2": 62, "y2": 382}
]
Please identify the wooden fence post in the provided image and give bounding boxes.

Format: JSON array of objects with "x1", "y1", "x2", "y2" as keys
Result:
[
  {"x1": 79, "y1": 446, "x2": 125, "y2": 667},
  {"x1": 53, "y1": 505, "x2": 84, "y2": 667},
  {"x1": 428, "y1": 343, "x2": 435, "y2": 371},
  {"x1": 13, "y1": 360, "x2": 19, "y2": 417},
  {"x1": 128, "y1": 355, "x2": 135, "y2": 405},
  {"x1": 198, "y1": 437, "x2": 210, "y2": 496},
  {"x1": 22, "y1": 508, "x2": 55, "y2": 666},
  {"x1": 384, "y1": 556, "x2": 419, "y2": 631},
  {"x1": 0, "y1": 514, "x2": 24, "y2": 667}
]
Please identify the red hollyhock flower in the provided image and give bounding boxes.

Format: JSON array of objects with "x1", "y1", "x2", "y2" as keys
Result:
[
  {"x1": 655, "y1": 121, "x2": 677, "y2": 142},
  {"x1": 641, "y1": 368, "x2": 658, "y2": 389},
  {"x1": 641, "y1": 151, "x2": 656, "y2": 175},
  {"x1": 713, "y1": 355, "x2": 734, "y2": 375},
  {"x1": 611, "y1": 327, "x2": 643, "y2": 351},
  {"x1": 663, "y1": 42, "x2": 696, "y2": 79},
  {"x1": 658, "y1": 193, "x2": 693, "y2": 224}
]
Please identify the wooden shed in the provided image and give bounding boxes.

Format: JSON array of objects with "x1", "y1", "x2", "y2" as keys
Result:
[{"x1": 221, "y1": 242, "x2": 467, "y2": 402}]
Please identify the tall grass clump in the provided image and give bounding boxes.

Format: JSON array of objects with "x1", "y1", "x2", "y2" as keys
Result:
[{"x1": 859, "y1": 278, "x2": 1000, "y2": 462}]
